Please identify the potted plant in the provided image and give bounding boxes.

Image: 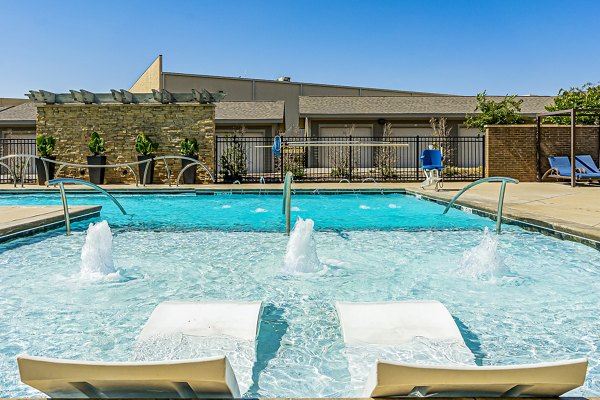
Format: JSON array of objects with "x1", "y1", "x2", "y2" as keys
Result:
[
  {"x1": 35, "y1": 134, "x2": 56, "y2": 185},
  {"x1": 87, "y1": 131, "x2": 106, "y2": 184},
  {"x1": 179, "y1": 138, "x2": 199, "y2": 184},
  {"x1": 135, "y1": 133, "x2": 159, "y2": 184}
]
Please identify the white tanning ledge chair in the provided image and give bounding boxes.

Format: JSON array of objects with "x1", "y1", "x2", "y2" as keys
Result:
[
  {"x1": 18, "y1": 300, "x2": 262, "y2": 398},
  {"x1": 336, "y1": 301, "x2": 588, "y2": 397}
]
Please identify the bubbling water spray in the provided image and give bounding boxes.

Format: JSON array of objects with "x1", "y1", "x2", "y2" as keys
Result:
[
  {"x1": 283, "y1": 217, "x2": 322, "y2": 274},
  {"x1": 456, "y1": 227, "x2": 505, "y2": 281},
  {"x1": 79, "y1": 220, "x2": 117, "y2": 278}
]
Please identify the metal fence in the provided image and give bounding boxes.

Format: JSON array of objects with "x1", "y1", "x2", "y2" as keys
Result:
[
  {"x1": 1, "y1": 136, "x2": 484, "y2": 184},
  {"x1": 0, "y1": 138, "x2": 37, "y2": 183},
  {"x1": 215, "y1": 135, "x2": 485, "y2": 183}
]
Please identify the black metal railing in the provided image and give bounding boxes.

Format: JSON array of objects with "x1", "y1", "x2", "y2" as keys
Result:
[
  {"x1": 0, "y1": 138, "x2": 37, "y2": 183},
  {"x1": 215, "y1": 136, "x2": 280, "y2": 183},
  {"x1": 215, "y1": 135, "x2": 485, "y2": 183}
]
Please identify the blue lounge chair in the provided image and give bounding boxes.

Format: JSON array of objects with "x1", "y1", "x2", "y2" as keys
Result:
[
  {"x1": 575, "y1": 155, "x2": 600, "y2": 176},
  {"x1": 420, "y1": 149, "x2": 444, "y2": 190},
  {"x1": 543, "y1": 156, "x2": 600, "y2": 182}
]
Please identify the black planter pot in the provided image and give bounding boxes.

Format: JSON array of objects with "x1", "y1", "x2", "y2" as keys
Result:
[
  {"x1": 87, "y1": 155, "x2": 107, "y2": 185},
  {"x1": 35, "y1": 156, "x2": 56, "y2": 185},
  {"x1": 223, "y1": 174, "x2": 243, "y2": 184},
  {"x1": 138, "y1": 155, "x2": 155, "y2": 184},
  {"x1": 181, "y1": 157, "x2": 197, "y2": 184}
]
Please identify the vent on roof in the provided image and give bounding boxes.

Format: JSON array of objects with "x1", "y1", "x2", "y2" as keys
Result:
[{"x1": 276, "y1": 76, "x2": 291, "y2": 82}]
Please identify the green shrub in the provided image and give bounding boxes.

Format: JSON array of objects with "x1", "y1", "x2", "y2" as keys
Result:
[
  {"x1": 544, "y1": 83, "x2": 600, "y2": 125},
  {"x1": 88, "y1": 131, "x2": 105, "y2": 155},
  {"x1": 180, "y1": 138, "x2": 199, "y2": 157},
  {"x1": 36, "y1": 134, "x2": 56, "y2": 158},
  {"x1": 283, "y1": 153, "x2": 305, "y2": 178},
  {"x1": 465, "y1": 91, "x2": 527, "y2": 132},
  {"x1": 135, "y1": 134, "x2": 159, "y2": 156},
  {"x1": 219, "y1": 135, "x2": 247, "y2": 182}
]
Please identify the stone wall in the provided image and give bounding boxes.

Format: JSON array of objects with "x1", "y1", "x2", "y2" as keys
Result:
[
  {"x1": 486, "y1": 124, "x2": 600, "y2": 181},
  {"x1": 36, "y1": 103, "x2": 215, "y2": 184}
]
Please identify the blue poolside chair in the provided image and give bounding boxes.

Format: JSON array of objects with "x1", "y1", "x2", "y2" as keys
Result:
[
  {"x1": 420, "y1": 149, "x2": 444, "y2": 190},
  {"x1": 575, "y1": 155, "x2": 600, "y2": 176},
  {"x1": 544, "y1": 156, "x2": 600, "y2": 182}
]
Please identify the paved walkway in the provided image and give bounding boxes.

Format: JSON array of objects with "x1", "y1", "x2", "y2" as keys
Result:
[
  {"x1": 0, "y1": 206, "x2": 101, "y2": 240},
  {"x1": 407, "y1": 182, "x2": 600, "y2": 243},
  {"x1": 0, "y1": 181, "x2": 598, "y2": 244}
]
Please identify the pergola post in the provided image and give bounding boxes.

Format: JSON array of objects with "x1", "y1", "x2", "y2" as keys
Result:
[
  {"x1": 535, "y1": 116, "x2": 541, "y2": 181},
  {"x1": 571, "y1": 109, "x2": 576, "y2": 187},
  {"x1": 536, "y1": 107, "x2": 600, "y2": 188}
]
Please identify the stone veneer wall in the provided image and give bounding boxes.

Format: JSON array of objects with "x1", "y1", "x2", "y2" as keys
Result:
[
  {"x1": 36, "y1": 103, "x2": 215, "y2": 184},
  {"x1": 485, "y1": 124, "x2": 600, "y2": 181}
]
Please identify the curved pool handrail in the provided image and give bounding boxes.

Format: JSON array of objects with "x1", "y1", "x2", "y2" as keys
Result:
[
  {"x1": 154, "y1": 155, "x2": 216, "y2": 186},
  {"x1": 442, "y1": 176, "x2": 518, "y2": 233},
  {"x1": 0, "y1": 154, "x2": 143, "y2": 187},
  {"x1": 282, "y1": 171, "x2": 293, "y2": 235},
  {"x1": 49, "y1": 178, "x2": 127, "y2": 216},
  {"x1": 0, "y1": 154, "x2": 218, "y2": 188}
]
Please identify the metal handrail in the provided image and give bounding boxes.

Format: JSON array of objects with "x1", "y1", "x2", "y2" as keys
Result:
[
  {"x1": 282, "y1": 171, "x2": 293, "y2": 235},
  {"x1": 56, "y1": 181, "x2": 71, "y2": 235},
  {"x1": 0, "y1": 154, "x2": 144, "y2": 187},
  {"x1": 154, "y1": 155, "x2": 215, "y2": 186},
  {"x1": 48, "y1": 179, "x2": 128, "y2": 236},
  {"x1": 442, "y1": 176, "x2": 519, "y2": 233},
  {"x1": 0, "y1": 154, "x2": 216, "y2": 187},
  {"x1": 49, "y1": 178, "x2": 127, "y2": 213}
]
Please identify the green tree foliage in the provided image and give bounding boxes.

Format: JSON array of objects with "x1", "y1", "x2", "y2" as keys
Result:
[
  {"x1": 465, "y1": 91, "x2": 526, "y2": 132},
  {"x1": 544, "y1": 83, "x2": 600, "y2": 125}
]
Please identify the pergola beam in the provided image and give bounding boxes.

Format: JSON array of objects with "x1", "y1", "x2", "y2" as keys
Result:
[{"x1": 26, "y1": 89, "x2": 226, "y2": 105}]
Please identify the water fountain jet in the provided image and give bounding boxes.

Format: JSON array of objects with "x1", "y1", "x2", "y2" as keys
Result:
[
  {"x1": 283, "y1": 217, "x2": 321, "y2": 274},
  {"x1": 79, "y1": 220, "x2": 117, "y2": 278}
]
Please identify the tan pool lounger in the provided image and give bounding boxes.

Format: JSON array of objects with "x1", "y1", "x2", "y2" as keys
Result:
[
  {"x1": 17, "y1": 355, "x2": 240, "y2": 398},
  {"x1": 18, "y1": 300, "x2": 263, "y2": 398},
  {"x1": 336, "y1": 301, "x2": 588, "y2": 397}
]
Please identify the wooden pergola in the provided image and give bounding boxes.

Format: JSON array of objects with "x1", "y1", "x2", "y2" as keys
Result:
[{"x1": 536, "y1": 108, "x2": 600, "y2": 187}]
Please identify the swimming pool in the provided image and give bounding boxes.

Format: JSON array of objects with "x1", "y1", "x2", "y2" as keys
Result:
[{"x1": 0, "y1": 193, "x2": 598, "y2": 397}]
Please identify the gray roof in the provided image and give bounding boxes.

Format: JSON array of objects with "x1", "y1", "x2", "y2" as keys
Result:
[
  {"x1": 0, "y1": 102, "x2": 36, "y2": 124},
  {"x1": 299, "y1": 96, "x2": 554, "y2": 117},
  {"x1": 215, "y1": 101, "x2": 284, "y2": 123}
]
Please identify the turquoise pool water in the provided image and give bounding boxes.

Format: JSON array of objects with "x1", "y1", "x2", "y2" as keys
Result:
[{"x1": 0, "y1": 193, "x2": 598, "y2": 397}]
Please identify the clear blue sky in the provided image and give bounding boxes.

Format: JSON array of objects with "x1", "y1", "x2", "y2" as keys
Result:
[{"x1": 2, "y1": 0, "x2": 599, "y2": 98}]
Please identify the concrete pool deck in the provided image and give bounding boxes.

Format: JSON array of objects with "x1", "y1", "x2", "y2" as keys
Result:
[
  {"x1": 0, "y1": 205, "x2": 101, "y2": 242},
  {"x1": 0, "y1": 181, "x2": 598, "y2": 246}
]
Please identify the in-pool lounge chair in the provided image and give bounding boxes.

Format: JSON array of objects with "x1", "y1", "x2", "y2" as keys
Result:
[
  {"x1": 18, "y1": 301, "x2": 262, "y2": 398},
  {"x1": 543, "y1": 156, "x2": 600, "y2": 182},
  {"x1": 336, "y1": 301, "x2": 588, "y2": 397}
]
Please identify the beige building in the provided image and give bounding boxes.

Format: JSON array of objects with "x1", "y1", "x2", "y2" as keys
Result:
[{"x1": 0, "y1": 55, "x2": 556, "y2": 182}]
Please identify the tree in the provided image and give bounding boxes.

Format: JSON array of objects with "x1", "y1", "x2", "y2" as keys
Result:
[
  {"x1": 465, "y1": 91, "x2": 526, "y2": 132},
  {"x1": 374, "y1": 122, "x2": 398, "y2": 178},
  {"x1": 544, "y1": 82, "x2": 600, "y2": 125},
  {"x1": 219, "y1": 127, "x2": 248, "y2": 182},
  {"x1": 430, "y1": 117, "x2": 453, "y2": 167}
]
